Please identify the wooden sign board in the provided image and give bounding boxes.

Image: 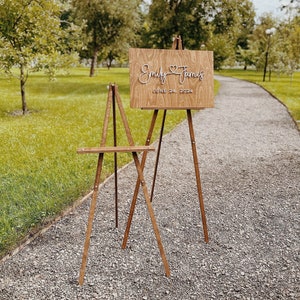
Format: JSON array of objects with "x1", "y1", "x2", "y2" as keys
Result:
[{"x1": 129, "y1": 48, "x2": 214, "y2": 109}]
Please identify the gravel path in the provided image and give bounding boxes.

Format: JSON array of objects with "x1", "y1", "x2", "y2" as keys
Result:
[{"x1": 1, "y1": 76, "x2": 299, "y2": 299}]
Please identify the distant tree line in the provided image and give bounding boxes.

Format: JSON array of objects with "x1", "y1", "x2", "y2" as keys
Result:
[{"x1": 0, "y1": 0, "x2": 299, "y2": 113}]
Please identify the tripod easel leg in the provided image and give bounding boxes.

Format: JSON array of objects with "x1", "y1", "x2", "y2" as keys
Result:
[
  {"x1": 79, "y1": 153, "x2": 104, "y2": 285},
  {"x1": 186, "y1": 110, "x2": 209, "y2": 243},
  {"x1": 78, "y1": 85, "x2": 171, "y2": 284},
  {"x1": 131, "y1": 151, "x2": 170, "y2": 277},
  {"x1": 150, "y1": 110, "x2": 167, "y2": 202},
  {"x1": 112, "y1": 85, "x2": 118, "y2": 228},
  {"x1": 78, "y1": 85, "x2": 113, "y2": 285},
  {"x1": 113, "y1": 93, "x2": 170, "y2": 276},
  {"x1": 122, "y1": 110, "x2": 158, "y2": 248}
]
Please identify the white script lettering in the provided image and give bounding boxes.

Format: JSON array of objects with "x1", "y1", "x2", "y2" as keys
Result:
[{"x1": 138, "y1": 64, "x2": 204, "y2": 85}]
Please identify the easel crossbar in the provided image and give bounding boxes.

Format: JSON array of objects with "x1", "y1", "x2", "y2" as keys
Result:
[{"x1": 77, "y1": 146, "x2": 155, "y2": 154}]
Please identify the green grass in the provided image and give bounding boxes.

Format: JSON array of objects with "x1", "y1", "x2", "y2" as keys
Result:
[
  {"x1": 0, "y1": 68, "x2": 219, "y2": 258},
  {"x1": 216, "y1": 69, "x2": 300, "y2": 129}
]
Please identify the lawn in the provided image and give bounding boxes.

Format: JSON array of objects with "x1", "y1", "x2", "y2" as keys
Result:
[
  {"x1": 1, "y1": 68, "x2": 219, "y2": 258},
  {"x1": 216, "y1": 69, "x2": 300, "y2": 129}
]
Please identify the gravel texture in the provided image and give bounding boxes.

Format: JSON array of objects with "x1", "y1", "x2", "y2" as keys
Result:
[{"x1": 0, "y1": 76, "x2": 299, "y2": 299}]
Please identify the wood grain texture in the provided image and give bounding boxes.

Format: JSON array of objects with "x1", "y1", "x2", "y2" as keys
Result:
[{"x1": 129, "y1": 48, "x2": 214, "y2": 109}]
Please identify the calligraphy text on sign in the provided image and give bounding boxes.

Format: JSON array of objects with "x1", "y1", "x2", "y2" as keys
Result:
[
  {"x1": 129, "y1": 48, "x2": 214, "y2": 109},
  {"x1": 138, "y1": 64, "x2": 205, "y2": 85}
]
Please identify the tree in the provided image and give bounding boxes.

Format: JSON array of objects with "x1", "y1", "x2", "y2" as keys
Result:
[
  {"x1": 144, "y1": 0, "x2": 214, "y2": 49},
  {"x1": 0, "y1": 0, "x2": 80, "y2": 114},
  {"x1": 103, "y1": 41, "x2": 129, "y2": 69},
  {"x1": 72, "y1": 0, "x2": 142, "y2": 76},
  {"x1": 247, "y1": 14, "x2": 279, "y2": 77},
  {"x1": 143, "y1": 0, "x2": 255, "y2": 69},
  {"x1": 236, "y1": 45, "x2": 256, "y2": 70},
  {"x1": 247, "y1": 12, "x2": 300, "y2": 81},
  {"x1": 275, "y1": 16, "x2": 300, "y2": 79},
  {"x1": 209, "y1": 0, "x2": 255, "y2": 68}
]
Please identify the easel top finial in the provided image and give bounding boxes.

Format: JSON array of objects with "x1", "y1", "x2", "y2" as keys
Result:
[{"x1": 172, "y1": 35, "x2": 183, "y2": 50}]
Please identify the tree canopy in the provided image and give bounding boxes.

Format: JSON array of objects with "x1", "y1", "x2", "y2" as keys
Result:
[
  {"x1": 142, "y1": 0, "x2": 256, "y2": 69},
  {"x1": 72, "y1": 0, "x2": 142, "y2": 76}
]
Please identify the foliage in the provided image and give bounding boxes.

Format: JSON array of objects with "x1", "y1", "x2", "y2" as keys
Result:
[
  {"x1": 209, "y1": 0, "x2": 256, "y2": 68},
  {"x1": 0, "y1": 0, "x2": 298, "y2": 79},
  {"x1": 71, "y1": 0, "x2": 142, "y2": 76},
  {"x1": 246, "y1": 14, "x2": 279, "y2": 71},
  {"x1": 274, "y1": 16, "x2": 300, "y2": 76},
  {"x1": 0, "y1": 0, "x2": 298, "y2": 260},
  {"x1": 142, "y1": 0, "x2": 213, "y2": 49},
  {"x1": 141, "y1": 0, "x2": 256, "y2": 69},
  {"x1": 206, "y1": 32, "x2": 235, "y2": 70},
  {"x1": 244, "y1": 13, "x2": 300, "y2": 80},
  {"x1": 0, "y1": 0, "x2": 81, "y2": 113}
]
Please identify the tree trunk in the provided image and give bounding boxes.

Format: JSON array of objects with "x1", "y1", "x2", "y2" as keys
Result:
[
  {"x1": 90, "y1": 49, "x2": 98, "y2": 77},
  {"x1": 107, "y1": 58, "x2": 112, "y2": 70},
  {"x1": 20, "y1": 65, "x2": 27, "y2": 114}
]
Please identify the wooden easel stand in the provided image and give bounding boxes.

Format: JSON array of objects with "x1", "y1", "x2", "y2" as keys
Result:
[
  {"x1": 77, "y1": 84, "x2": 170, "y2": 285},
  {"x1": 122, "y1": 36, "x2": 209, "y2": 251}
]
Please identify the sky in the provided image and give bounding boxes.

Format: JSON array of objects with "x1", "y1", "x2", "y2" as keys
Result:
[{"x1": 251, "y1": 0, "x2": 289, "y2": 18}]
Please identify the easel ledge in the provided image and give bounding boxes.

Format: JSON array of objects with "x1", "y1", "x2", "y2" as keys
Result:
[{"x1": 77, "y1": 146, "x2": 155, "y2": 154}]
